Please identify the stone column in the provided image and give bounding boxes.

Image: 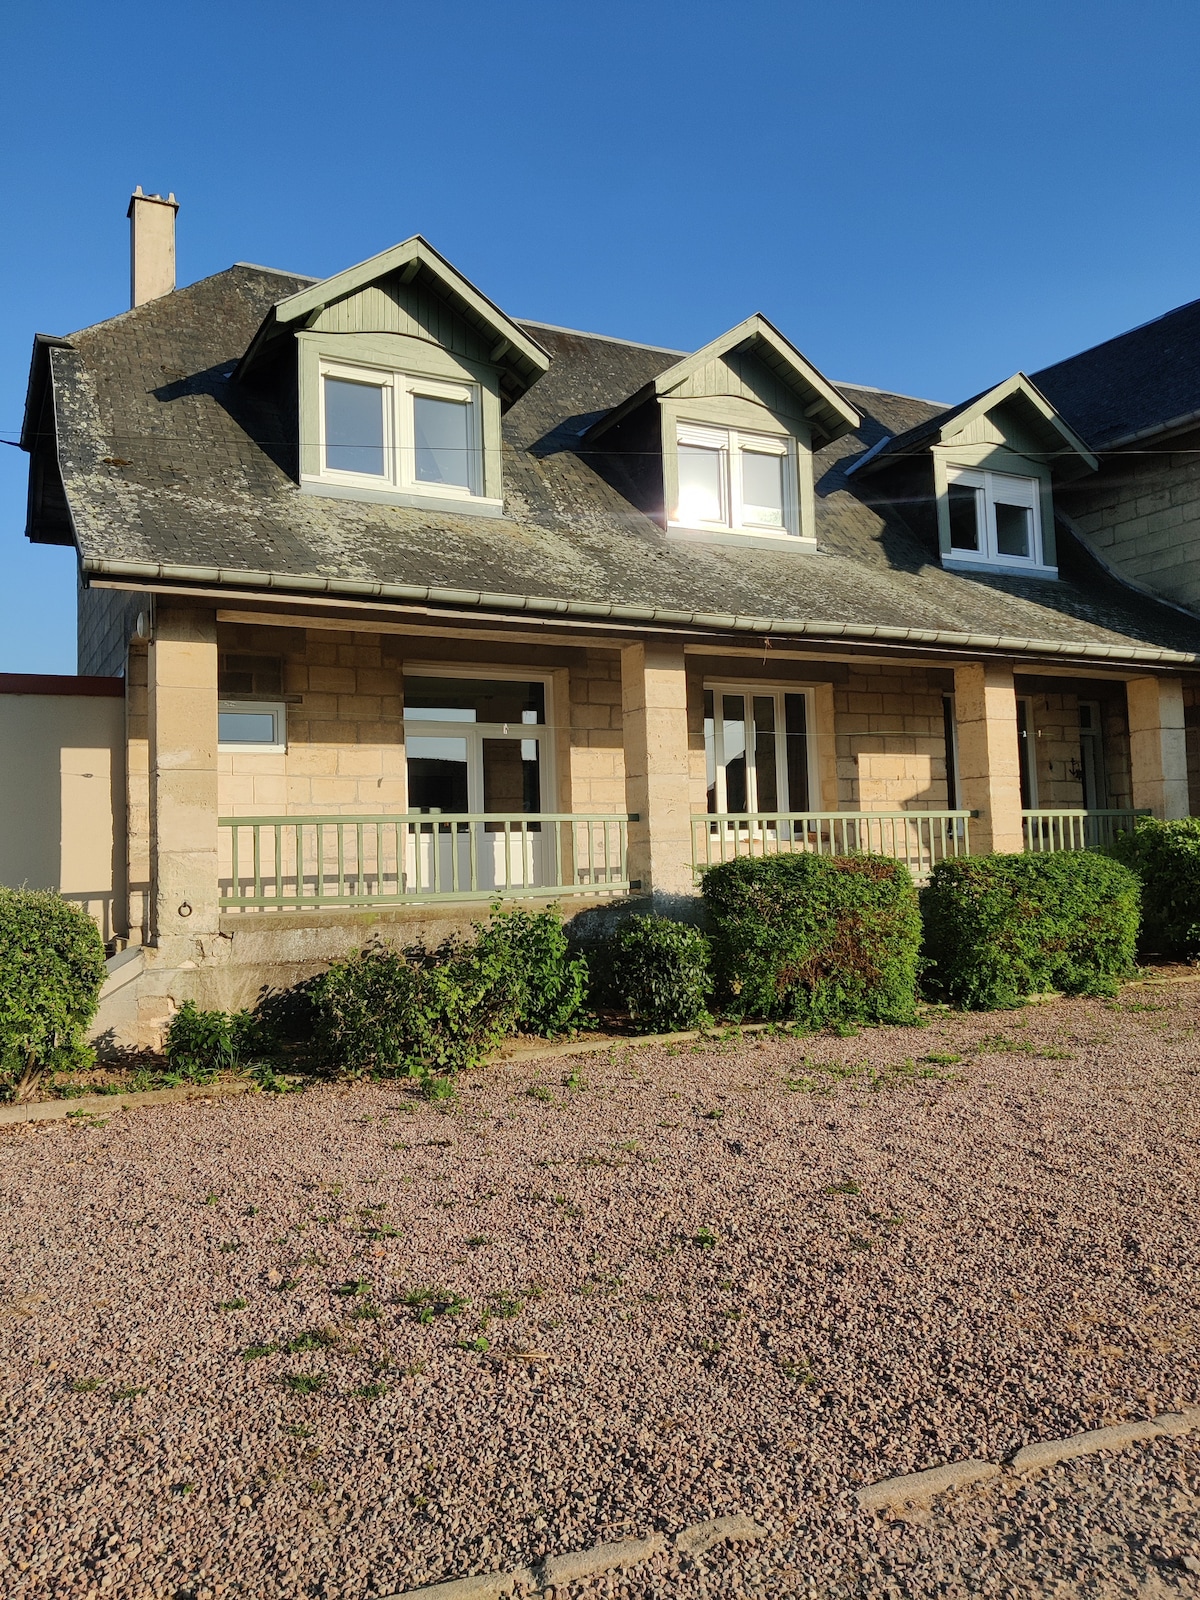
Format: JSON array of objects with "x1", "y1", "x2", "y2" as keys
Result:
[
  {"x1": 1127, "y1": 675, "x2": 1189, "y2": 818},
  {"x1": 953, "y1": 661, "x2": 1024, "y2": 854},
  {"x1": 148, "y1": 606, "x2": 220, "y2": 952},
  {"x1": 125, "y1": 638, "x2": 151, "y2": 944},
  {"x1": 620, "y1": 641, "x2": 695, "y2": 901}
]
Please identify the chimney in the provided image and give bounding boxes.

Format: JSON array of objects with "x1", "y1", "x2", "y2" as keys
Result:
[{"x1": 127, "y1": 186, "x2": 179, "y2": 308}]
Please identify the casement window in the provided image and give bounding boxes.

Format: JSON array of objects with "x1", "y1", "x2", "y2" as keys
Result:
[
  {"x1": 946, "y1": 468, "x2": 1044, "y2": 569},
  {"x1": 703, "y1": 686, "x2": 813, "y2": 814},
  {"x1": 319, "y1": 362, "x2": 483, "y2": 498},
  {"x1": 218, "y1": 700, "x2": 287, "y2": 752},
  {"x1": 1016, "y1": 696, "x2": 1037, "y2": 808},
  {"x1": 674, "y1": 423, "x2": 798, "y2": 536}
]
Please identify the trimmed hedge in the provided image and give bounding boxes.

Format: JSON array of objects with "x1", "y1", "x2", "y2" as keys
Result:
[
  {"x1": 598, "y1": 915, "x2": 712, "y2": 1032},
  {"x1": 1104, "y1": 817, "x2": 1200, "y2": 957},
  {"x1": 473, "y1": 906, "x2": 589, "y2": 1036},
  {"x1": 701, "y1": 852, "x2": 922, "y2": 1026},
  {"x1": 921, "y1": 851, "x2": 1141, "y2": 1010},
  {"x1": 0, "y1": 888, "x2": 107, "y2": 1097}
]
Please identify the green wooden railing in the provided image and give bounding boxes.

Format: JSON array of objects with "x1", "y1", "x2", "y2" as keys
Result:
[
  {"x1": 1022, "y1": 808, "x2": 1148, "y2": 852},
  {"x1": 219, "y1": 813, "x2": 634, "y2": 909},
  {"x1": 692, "y1": 810, "x2": 973, "y2": 883}
]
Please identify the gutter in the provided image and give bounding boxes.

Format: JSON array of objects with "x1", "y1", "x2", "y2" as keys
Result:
[
  {"x1": 1100, "y1": 406, "x2": 1200, "y2": 450},
  {"x1": 80, "y1": 556, "x2": 1200, "y2": 670}
]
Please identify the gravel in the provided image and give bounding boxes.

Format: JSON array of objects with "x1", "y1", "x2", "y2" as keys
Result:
[{"x1": 2, "y1": 982, "x2": 1200, "y2": 1598}]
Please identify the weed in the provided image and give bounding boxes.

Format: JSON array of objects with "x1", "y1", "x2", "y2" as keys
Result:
[
  {"x1": 173, "y1": 1482, "x2": 195, "y2": 1496},
  {"x1": 456, "y1": 1336, "x2": 490, "y2": 1354},
  {"x1": 617, "y1": 1140, "x2": 640, "y2": 1153},
  {"x1": 220, "y1": 1298, "x2": 248, "y2": 1311},
  {"x1": 527, "y1": 1083, "x2": 555, "y2": 1103},
  {"x1": 281, "y1": 1373, "x2": 327, "y2": 1396},
  {"x1": 285, "y1": 1329, "x2": 340, "y2": 1354},
  {"x1": 403, "y1": 1360, "x2": 427, "y2": 1377},
  {"x1": 1038, "y1": 1048, "x2": 1076, "y2": 1060},
  {"x1": 693, "y1": 1225, "x2": 718, "y2": 1250},
  {"x1": 243, "y1": 1343, "x2": 278, "y2": 1361},
  {"x1": 465, "y1": 1236, "x2": 492, "y2": 1249},
  {"x1": 922, "y1": 1052, "x2": 962, "y2": 1065},
  {"x1": 780, "y1": 1359, "x2": 814, "y2": 1386},
  {"x1": 283, "y1": 1424, "x2": 313, "y2": 1438},
  {"x1": 204, "y1": 1193, "x2": 220, "y2": 1205},
  {"x1": 846, "y1": 1235, "x2": 873, "y2": 1252},
  {"x1": 70, "y1": 1377, "x2": 101, "y2": 1392},
  {"x1": 976, "y1": 1033, "x2": 1035, "y2": 1054},
  {"x1": 353, "y1": 1381, "x2": 390, "y2": 1399},
  {"x1": 831, "y1": 1022, "x2": 860, "y2": 1038},
  {"x1": 112, "y1": 1385, "x2": 148, "y2": 1399},
  {"x1": 334, "y1": 1278, "x2": 373, "y2": 1298},
  {"x1": 702, "y1": 1108, "x2": 725, "y2": 1121},
  {"x1": 824, "y1": 1180, "x2": 861, "y2": 1196},
  {"x1": 219, "y1": 1241, "x2": 243, "y2": 1254},
  {"x1": 350, "y1": 1302, "x2": 381, "y2": 1321},
  {"x1": 401, "y1": 1287, "x2": 469, "y2": 1320},
  {"x1": 489, "y1": 1294, "x2": 524, "y2": 1319},
  {"x1": 563, "y1": 1070, "x2": 588, "y2": 1092}
]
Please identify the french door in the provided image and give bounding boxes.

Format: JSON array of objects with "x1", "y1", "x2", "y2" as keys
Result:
[
  {"x1": 704, "y1": 685, "x2": 814, "y2": 825},
  {"x1": 403, "y1": 673, "x2": 550, "y2": 891}
]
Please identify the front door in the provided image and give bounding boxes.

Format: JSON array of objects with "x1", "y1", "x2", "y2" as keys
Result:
[{"x1": 403, "y1": 674, "x2": 548, "y2": 893}]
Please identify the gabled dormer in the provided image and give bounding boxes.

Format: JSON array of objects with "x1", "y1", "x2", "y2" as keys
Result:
[
  {"x1": 859, "y1": 373, "x2": 1098, "y2": 580},
  {"x1": 237, "y1": 236, "x2": 549, "y2": 517},
  {"x1": 583, "y1": 315, "x2": 859, "y2": 551}
]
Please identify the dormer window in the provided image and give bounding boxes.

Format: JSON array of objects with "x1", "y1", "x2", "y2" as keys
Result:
[
  {"x1": 946, "y1": 468, "x2": 1043, "y2": 568},
  {"x1": 319, "y1": 362, "x2": 483, "y2": 497},
  {"x1": 673, "y1": 423, "x2": 797, "y2": 536}
]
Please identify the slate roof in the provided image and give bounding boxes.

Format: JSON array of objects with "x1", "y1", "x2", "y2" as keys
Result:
[
  {"x1": 1031, "y1": 296, "x2": 1200, "y2": 448},
  {"x1": 24, "y1": 263, "x2": 1200, "y2": 666}
]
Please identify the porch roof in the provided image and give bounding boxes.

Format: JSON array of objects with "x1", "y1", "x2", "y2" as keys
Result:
[{"x1": 26, "y1": 264, "x2": 1200, "y2": 669}]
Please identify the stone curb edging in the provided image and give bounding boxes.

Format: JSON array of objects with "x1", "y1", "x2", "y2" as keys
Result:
[
  {"x1": 0, "y1": 1080, "x2": 252, "y2": 1127},
  {"x1": 380, "y1": 1516, "x2": 768, "y2": 1598},
  {"x1": 856, "y1": 1406, "x2": 1200, "y2": 1513}
]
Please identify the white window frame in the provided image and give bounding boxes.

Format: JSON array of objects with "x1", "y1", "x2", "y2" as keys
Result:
[
  {"x1": 944, "y1": 466, "x2": 1044, "y2": 570},
  {"x1": 672, "y1": 422, "x2": 800, "y2": 538},
  {"x1": 218, "y1": 699, "x2": 287, "y2": 753},
  {"x1": 401, "y1": 665, "x2": 556, "y2": 813},
  {"x1": 703, "y1": 682, "x2": 816, "y2": 815},
  {"x1": 1016, "y1": 694, "x2": 1038, "y2": 808},
  {"x1": 318, "y1": 360, "x2": 484, "y2": 499}
]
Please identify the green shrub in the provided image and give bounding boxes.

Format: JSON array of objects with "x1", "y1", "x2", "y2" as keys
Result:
[
  {"x1": 308, "y1": 938, "x2": 520, "y2": 1079},
  {"x1": 473, "y1": 906, "x2": 589, "y2": 1035},
  {"x1": 599, "y1": 915, "x2": 712, "y2": 1032},
  {"x1": 164, "y1": 1001, "x2": 260, "y2": 1080},
  {"x1": 921, "y1": 851, "x2": 1141, "y2": 1010},
  {"x1": 1103, "y1": 817, "x2": 1200, "y2": 957},
  {"x1": 0, "y1": 888, "x2": 107, "y2": 1099},
  {"x1": 701, "y1": 852, "x2": 921, "y2": 1026}
]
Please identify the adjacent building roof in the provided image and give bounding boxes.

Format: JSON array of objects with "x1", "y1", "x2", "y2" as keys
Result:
[
  {"x1": 1032, "y1": 295, "x2": 1200, "y2": 449},
  {"x1": 23, "y1": 262, "x2": 1200, "y2": 667}
]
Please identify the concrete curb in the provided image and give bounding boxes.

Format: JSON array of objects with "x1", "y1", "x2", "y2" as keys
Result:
[
  {"x1": 674, "y1": 1514, "x2": 769, "y2": 1556},
  {"x1": 381, "y1": 1570, "x2": 536, "y2": 1600},
  {"x1": 855, "y1": 1459, "x2": 999, "y2": 1511},
  {"x1": 1009, "y1": 1408, "x2": 1200, "y2": 1473},
  {"x1": 0, "y1": 1080, "x2": 252, "y2": 1127}
]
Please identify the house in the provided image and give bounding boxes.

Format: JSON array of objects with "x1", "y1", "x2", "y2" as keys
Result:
[{"x1": 16, "y1": 190, "x2": 1200, "y2": 1047}]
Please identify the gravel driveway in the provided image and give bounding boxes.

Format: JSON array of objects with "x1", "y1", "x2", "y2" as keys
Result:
[{"x1": 2, "y1": 983, "x2": 1200, "y2": 1598}]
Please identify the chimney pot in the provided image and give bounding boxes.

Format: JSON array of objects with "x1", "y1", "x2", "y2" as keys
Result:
[{"x1": 127, "y1": 187, "x2": 179, "y2": 309}]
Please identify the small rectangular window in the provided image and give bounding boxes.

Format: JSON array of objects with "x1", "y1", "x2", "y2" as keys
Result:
[
  {"x1": 994, "y1": 499, "x2": 1032, "y2": 559},
  {"x1": 742, "y1": 450, "x2": 786, "y2": 528},
  {"x1": 323, "y1": 377, "x2": 386, "y2": 477},
  {"x1": 948, "y1": 483, "x2": 981, "y2": 551},
  {"x1": 678, "y1": 441, "x2": 726, "y2": 525},
  {"x1": 218, "y1": 700, "x2": 286, "y2": 751},
  {"x1": 674, "y1": 423, "x2": 798, "y2": 536},
  {"x1": 945, "y1": 469, "x2": 1045, "y2": 569}
]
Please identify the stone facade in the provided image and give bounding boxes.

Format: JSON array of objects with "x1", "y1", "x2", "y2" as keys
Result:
[{"x1": 832, "y1": 663, "x2": 951, "y2": 810}]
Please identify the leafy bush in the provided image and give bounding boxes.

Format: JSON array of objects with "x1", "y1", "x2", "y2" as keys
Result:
[
  {"x1": 308, "y1": 938, "x2": 520, "y2": 1079},
  {"x1": 473, "y1": 906, "x2": 589, "y2": 1035},
  {"x1": 1104, "y1": 817, "x2": 1200, "y2": 957},
  {"x1": 0, "y1": 888, "x2": 107, "y2": 1099},
  {"x1": 164, "y1": 1001, "x2": 259, "y2": 1080},
  {"x1": 921, "y1": 851, "x2": 1141, "y2": 1010},
  {"x1": 701, "y1": 852, "x2": 922, "y2": 1026},
  {"x1": 598, "y1": 915, "x2": 712, "y2": 1032}
]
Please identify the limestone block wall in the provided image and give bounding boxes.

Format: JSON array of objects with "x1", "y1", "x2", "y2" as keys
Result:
[
  {"x1": 834, "y1": 664, "x2": 951, "y2": 810},
  {"x1": 1057, "y1": 426, "x2": 1200, "y2": 613},
  {"x1": 565, "y1": 649, "x2": 626, "y2": 812}
]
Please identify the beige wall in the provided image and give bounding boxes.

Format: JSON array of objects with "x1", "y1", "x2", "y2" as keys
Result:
[
  {"x1": 833, "y1": 663, "x2": 950, "y2": 809},
  {"x1": 0, "y1": 690, "x2": 126, "y2": 941}
]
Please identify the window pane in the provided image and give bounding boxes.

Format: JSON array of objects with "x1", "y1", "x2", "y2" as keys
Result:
[
  {"x1": 218, "y1": 710, "x2": 277, "y2": 745},
  {"x1": 722, "y1": 694, "x2": 748, "y2": 811},
  {"x1": 704, "y1": 690, "x2": 717, "y2": 813},
  {"x1": 414, "y1": 394, "x2": 473, "y2": 488},
  {"x1": 324, "y1": 377, "x2": 385, "y2": 477},
  {"x1": 483, "y1": 737, "x2": 540, "y2": 816},
  {"x1": 784, "y1": 694, "x2": 810, "y2": 811},
  {"x1": 752, "y1": 696, "x2": 778, "y2": 811},
  {"x1": 948, "y1": 483, "x2": 980, "y2": 551},
  {"x1": 678, "y1": 444, "x2": 726, "y2": 524},
  {"x1": 406, "y1": 734, "x2": 469, "y2": 813},
  {"x1": 404, "y1": 678, "x2": 545, "y2": 725},
  {"x1": 995, "y1": 500, "x2": 1032, "y2": 559},
  {"x1": 742, "y1": 451, "x2": 785, "y2": 528},
  {"x1": 1016, "y1": 701, "x2": 1035, "y2": 809}
]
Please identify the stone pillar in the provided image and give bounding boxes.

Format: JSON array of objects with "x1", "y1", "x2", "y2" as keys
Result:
[
  {"x1": 1127, "y1": 675, "x2": 1189, "y2": 818},
  {"x1": 620, "y1": 641, "x2": 695, "y2": 901},
  {"x1": 125, "y1": 638, "x2": 151, "y2": 944},
  {"x1": 953, "y1": 661, "x2": 1024, "y2": 854},
  {"x1": 148, "y1": 607, "x2": 220, "y2": 951}
]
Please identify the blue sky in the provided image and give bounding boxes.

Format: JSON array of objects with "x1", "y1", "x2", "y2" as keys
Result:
[{"x1": 3, "y1": 0, "x2": 1199, "y2": 673}]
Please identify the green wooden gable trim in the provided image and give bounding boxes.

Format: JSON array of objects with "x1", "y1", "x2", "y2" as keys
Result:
[{"x1": 937, "y1": 373, "x2": 1099, "y2": 480}]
